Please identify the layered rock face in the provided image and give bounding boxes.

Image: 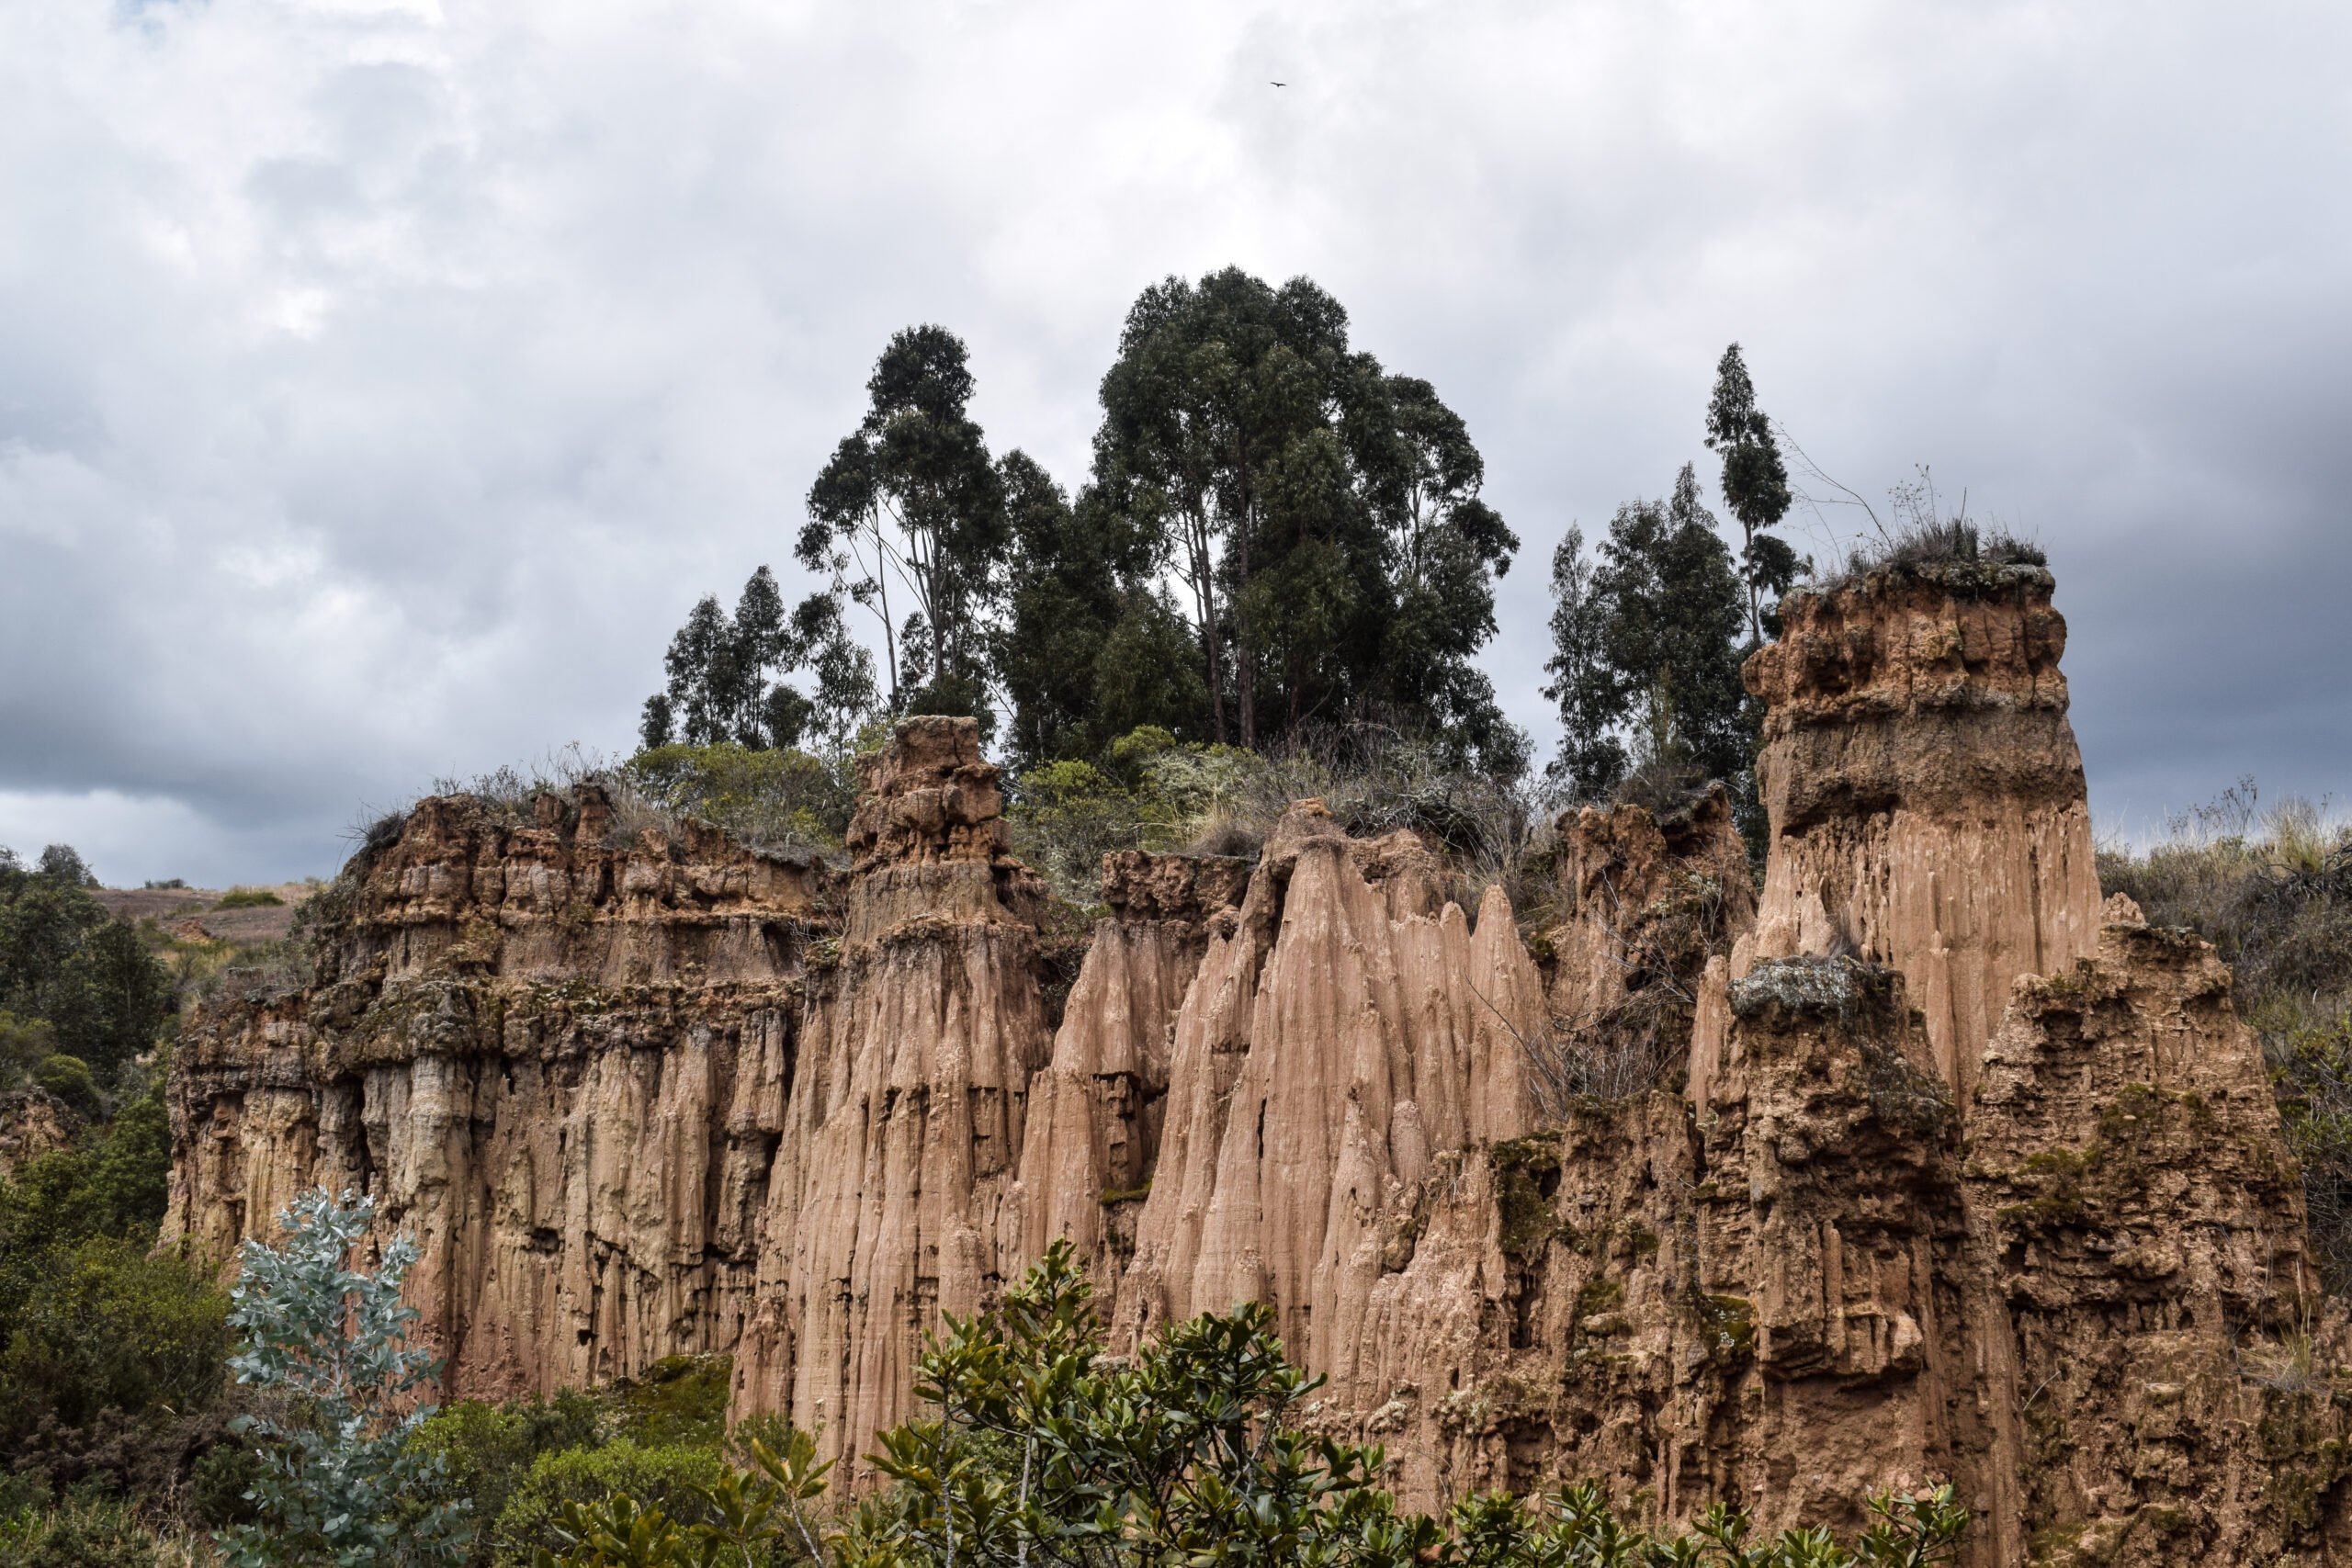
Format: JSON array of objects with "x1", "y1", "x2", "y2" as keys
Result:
[
  {"x1": 729, "y1": 719, "x2": 1054, "y2": 1468},
  {"x1": 169, "y1": 572, "x2": 2349, "y2": 1562},
  {"x1": 1744, "y1": 566, "x2": 2102, "y2": 1100},
  {"x1": 164, "y1": 787, "x2": 831, "y2": 1394}
]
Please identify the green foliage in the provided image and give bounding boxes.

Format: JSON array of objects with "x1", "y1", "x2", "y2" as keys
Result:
[
  {"x1": 994, "y1": 453, "x2": 1205, "y2": 768},
  {"x1": 215, "y1": 886, "x2": 287, "y2": 909},
  {"x1": 411, "y1": 1390, "x2": 605, "y2": 1562},
  {"x1": 494, "y1": 1440, "x2": 731, "y2": 1567},
  {"x1": 800, "y1": 325, "x2": 1006, "y2": 730},
  {"x1": 1089, "y1": 267, "x2": 1522, "y2": 769},
  {"x1": 2099, "y1": 788, "x2": 2352, "y2": 1289},
  {"x1": 215, "y1": 1186, "x2": 473, "y2": 1568},
  {"x1": 0, "y1": 1492, "x2": 159, "y2": 1568},
  {"x1": 611, "y1": 1356, "x2": 733, "y2": 1450},
  {"x1": 0, "y1": 1008, "x2": 57, "y2": 1084},
  {"x1": 0, "y1": 848, "x2": 173, "y2": 1079},
  {"x1": 517, "y1": 1249, "x2": 1966, "y2": 1568},
  {"x1": 195, "y1": 1438, "x2": 269, "y2": 1528},
  {"x1": 0, "y1": 1055, "x2": 219, "y2": 1461},
  {"x1": 0, "y1": 1235, "x2": 230, "y2": 1438},
  {"x1": 847, "y1": 1244, "x2": 1965, "y2": 1568},
  {"x1": 1544, "y1": 465, "x2": 1751, "y2": 812},
  {"x1": 625, "y1": 744, "x2": 856, "y2": 852},
  {"x1": 526, "y1": 1430, "x2": 833, "y2": 1568},
  {"x1": 30, "y1": 1051, "x2": 97, "y2": 1115},
  {"x1": 643, "y1": 568, "x2": 877, "y2": 757},
  {"x1": 45, "y1": 917, "x2": 175, "y2": 1076},
  {"x1": 1704, "y1": 343, "x2": 1800, "y2": 644},
  {"x1": 1004, "y1": 758, "x2": 1175, "y2": 900},
  {"x1": 1004, "y1": 724, "x2": 1555, "y2": 912}
]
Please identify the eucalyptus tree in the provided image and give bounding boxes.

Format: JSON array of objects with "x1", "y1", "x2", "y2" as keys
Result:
[
  {"x1": 1091, "y1": 268, "x2": 1516, "y2": 761},
  {"x1": 639, "y1": 567, "x2": 874, "y2": 753},
  {"x1": 1365, "y1": 372, "x2": 1523, "y2": 771},
  {"x1": 799, "y1": 325, "x2": 1007, "y2": 721},
  {"x1": 1544, "y1": 464, "x2": 1749, "y2": 802},
  {"x1": 215, "y1": 1188, "x2": 472, "y2": 1568},
  {"x1": 1704, "y1": 342, "x2": 1800, "y2": 644},
  {"x1": 993, "y1": 453, "x2": 1203, "y2": 768}
]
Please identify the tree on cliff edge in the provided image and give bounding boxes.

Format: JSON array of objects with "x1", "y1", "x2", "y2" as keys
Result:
[
  {"x1": 639, "y1": 567, "x2": 876, "y2": 754},
  {"x1": 799, "y1": 325, "x2": 1010, "y2": 730},
  {"x1": 1088, "y1": 267, "x2": 1521, "y2": 768},
  {"x1": 1704, "y1": 342, "x2": 1800, "y2": 645},
  {"x1": 1544, "y1": 464, "x2": 1748, "y2": 803}
]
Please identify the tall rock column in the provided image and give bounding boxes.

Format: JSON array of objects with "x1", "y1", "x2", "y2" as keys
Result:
[
  {"x1": 1115, "y1": 800, "x2": 1544, "y2": 1395},
  {"x1": 729, "y1": 717, "x2": 1053, "y2": 1474},
  {"x1": 1741, "y1": 564, "x2": 2102, "y2": 1100},
  {"x1": 1018, "y1": 850, "x2": 1250, "y2": 1282}
]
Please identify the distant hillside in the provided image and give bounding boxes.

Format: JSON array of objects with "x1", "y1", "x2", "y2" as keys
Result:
[{"x1": 91, "y1": 882, "x2": 312, "y2": 946}]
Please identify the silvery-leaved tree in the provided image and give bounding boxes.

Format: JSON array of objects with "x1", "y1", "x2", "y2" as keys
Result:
[{"x1": 215, "y1": 1187, "x2": 473, "y2": 1568}]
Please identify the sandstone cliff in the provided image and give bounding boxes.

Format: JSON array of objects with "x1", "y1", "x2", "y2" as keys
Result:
[
  {"x1": 168, "y1": 570, "x2": 2351, "y2": 1562},
  {"x1": 164, "y1": 787, "x2": 831, "y2": 1395}
]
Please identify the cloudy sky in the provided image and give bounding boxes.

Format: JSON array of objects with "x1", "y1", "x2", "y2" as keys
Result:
[{"x1": 2, "y1": 1, "x2": 2346, "y2": 886}]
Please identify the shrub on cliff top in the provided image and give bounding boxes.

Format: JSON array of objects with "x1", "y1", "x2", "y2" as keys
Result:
[
  {"x1": 2100, "y1": 785, "x2": 2352, "y2": 1291},
  {"x1": 624, "y1": 743, "x2": 854, "y2": 853}
]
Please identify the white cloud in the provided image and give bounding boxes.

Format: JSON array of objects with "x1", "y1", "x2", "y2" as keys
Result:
[{"x1": 1, "y1": 0, "x2": 2346, "y2": 882}]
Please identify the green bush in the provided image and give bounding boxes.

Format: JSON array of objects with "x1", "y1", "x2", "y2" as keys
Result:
[
  {"x1": 493, "y1": 1439, "x2": 729, "y2": 1567},
  {"x1": 0, "y1": 1060, "x2": 175, "y2": 1256},
  {"x1": 29, "y1": 1053, "x2": 96, "y2": 1117},
  {"x1": 612, "y1": 1354, "x2": 731, "y2": 1449},
  {"x1": 625, "y1": 743, "x2": 854, "y2": 852},
  {"x1": 411, "y1": 1389, "x2": 605, "y2": 1562},
  {"x1": 0, "y1": 1492, "x2": 160, "y2": 1568},
  {"x1": 2100, "y1": 790, "x2": 2352, "y2": 1289},
  {"x1": 213, "y1": 887, "x2": 285, "y2": 909},
  {"x1": 191, "y1": 1437, "x2": 266, "y2": 1529},
  {"x1": 535, "y1": 1248, "x2": 1963, "y2": 1568},
  {"x1": 0, "y1": 1010, "x2": 55, "y2": 1089},
  {"x1": 0, "y1": 1235, "x2": 230, "y2": 1438}
]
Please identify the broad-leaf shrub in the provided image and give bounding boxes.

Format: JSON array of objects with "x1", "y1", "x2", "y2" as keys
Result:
[{"x1": 529, "y1": 1245, "x2": 1966, "y2": 1568}]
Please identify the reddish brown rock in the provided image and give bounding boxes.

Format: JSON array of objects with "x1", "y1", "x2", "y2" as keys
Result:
[
  {"x1": 1018, "y1": 851, "x2": 1249, "y2": 1282},
  {"x1": 162, "y1": 783, "x2": 829, "y2": 1396},
  {"x1": 164, "y1": 576, "x2": 2352, "y2": 1562},
  {"x1": 1742, "y1": 566, "x2": 2102, "y2": 1100}
]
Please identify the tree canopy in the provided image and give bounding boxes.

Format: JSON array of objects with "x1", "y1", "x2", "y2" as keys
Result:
[
  {"x1": 639, "y1": 568, "x2": 875, "y2": 756},
  {"x1": 1703, "y1": 343, "x2": 1800, "y2": 644},
  {"x1": 1544, "y1": 464, "x2": 1749, "y2": 807},
  {"x1": 640, "y1": 273, "x2": 1527, "y2": 779},
  {"x1": 1088, "y1": 268, "x2": 1522, "y2": 769},
  {"x1": 799, "y1": 324, "x2": 1010, "y2": 728},
  {"x1": 0, "y1": 845, "x2": 171, "y2": 1079}
]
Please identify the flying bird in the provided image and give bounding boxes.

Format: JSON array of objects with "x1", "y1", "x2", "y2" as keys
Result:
[{"x1": 1271, "y1": 81, "x2": 1285, "y2": 86}]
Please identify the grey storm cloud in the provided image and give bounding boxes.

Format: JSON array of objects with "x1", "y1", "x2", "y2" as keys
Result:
[{"x1": 1, "y1": 0, "x2": 2346, "y2": 886}]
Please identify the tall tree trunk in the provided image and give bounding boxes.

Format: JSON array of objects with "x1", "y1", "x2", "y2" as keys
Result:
[
  {"x1": 1192, "y1": 514, "x2": 1226, "y2": 743},
  {"x1": 1740, "y1": 521, "x2": 1763, "y2": 646},
  {"x1": 1235, "y1": 509, "x2": 1255, "y2": 750},
  {"x1": 874, "y1": 523, "x2": 900, "y2": 705}
]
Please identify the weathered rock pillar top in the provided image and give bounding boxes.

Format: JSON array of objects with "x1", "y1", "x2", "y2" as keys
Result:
[
  {"x1": 1742, "y1": 561, "x2": 2102, "y2": 1101},
  {"x1": 846, "y1": 714, "x2": 1008, "y2": 871}
]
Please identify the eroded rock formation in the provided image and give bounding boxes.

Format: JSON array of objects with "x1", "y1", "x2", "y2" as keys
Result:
[
  {"x1": 164, "y1": 787, "x2": 831, "y2": 1395},
  {"x1": 168, "y1": 570, "x2": 2351, "y2": 1562},
  {"x1": 1744, "y1": 564, "x2": 2102, "y2": 1100}
]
